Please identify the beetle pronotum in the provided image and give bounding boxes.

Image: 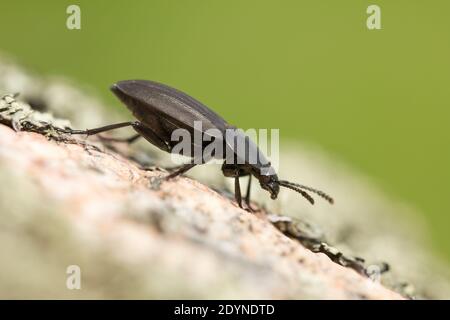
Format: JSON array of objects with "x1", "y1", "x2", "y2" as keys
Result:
[{"x1": 66, "y1": 80, "x2": 333, "y2": 209}]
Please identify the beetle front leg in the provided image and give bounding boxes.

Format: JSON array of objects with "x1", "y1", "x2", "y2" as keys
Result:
[
  {"x1": 244, "y1": 175, "x2": 251, "y2": 205},
  {"x1": 222, "y1": 164, "x2": 251, "y2": 210},
  {"x1": 235, "y1": 176, "x2": 243, "y2": 208},
  {"x1": 244, "y1": 175, "x2": 257, "y2": 212}
]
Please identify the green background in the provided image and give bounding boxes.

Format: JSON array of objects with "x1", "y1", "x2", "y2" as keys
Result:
[{"x1": 1, "y1": 1, "x2": 449, "y2": 260}]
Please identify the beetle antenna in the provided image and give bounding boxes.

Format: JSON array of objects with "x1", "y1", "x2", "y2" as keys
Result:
[
  {"x1": 278, "y1": 180, "x2": 334, "y2": 204},
  {"x1": 277, "y1": 181, "x2": 315, "y2": 205}
]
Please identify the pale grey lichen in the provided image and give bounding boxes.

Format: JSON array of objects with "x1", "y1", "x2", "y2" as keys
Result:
[{"x1": 0, "y1": 93, "x2": 71, "y2": 135}]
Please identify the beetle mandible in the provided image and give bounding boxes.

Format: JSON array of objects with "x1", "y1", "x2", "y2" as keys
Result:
[{"x1": 66, "y1": 80, "x2": 333, "y2": 209}]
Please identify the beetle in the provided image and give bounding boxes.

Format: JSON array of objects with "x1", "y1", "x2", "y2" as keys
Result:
[{"x1": 66, "y1": 80, "x2": 333, "y2": 209}]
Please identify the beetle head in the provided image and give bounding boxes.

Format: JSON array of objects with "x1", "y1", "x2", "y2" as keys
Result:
[
  {"x1": 259, "y1": 174, "x2": 280, "y2": 200},
  {"x1": 257, "y1": 165, "x2": 333, "y2": 204}
]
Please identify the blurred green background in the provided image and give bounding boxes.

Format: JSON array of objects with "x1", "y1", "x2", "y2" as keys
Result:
[{"x1": 1, "y1": 1, "x2": 449, "y2": 261}]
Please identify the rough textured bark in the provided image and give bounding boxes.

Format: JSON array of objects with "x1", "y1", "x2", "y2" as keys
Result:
[
  {"x1": 1, "y1": 56, "x2": 450, "y2": 299},
  {"x1": 0, "y1": 93, "x2": 403, "y2": 299},
  {"x1": 0, "y1": 122, "x2": 403, "y2": 299}
]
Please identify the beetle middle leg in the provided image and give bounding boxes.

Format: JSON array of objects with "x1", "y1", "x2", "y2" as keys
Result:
[
  {"x1": 148, "y1": 161, "x2": 197, "y2": 190},
  {"x1": 165, "y1": 162, "x2": 197, "y2": 180}
]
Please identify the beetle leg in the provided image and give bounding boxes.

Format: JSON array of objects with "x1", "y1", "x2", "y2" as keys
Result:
[
  {"x1": 165, "y1": 162, "x2": 197, "y2": 180},
  {"x1": 65, "y1": 121, "x2": 139, "y2": 136},
  {"x1": 222, "y1": 164, "x2": 252, "y2": 210},
  {"x1": 235, "y1": 176, "x2": 243, "y2": 208},
  {"x1": 245, "y1": 175, "x2": 255, "y2": 209},
  {"x1": 165, "y1": 162, "x2": 196, "y2": 173},
  {"x1": 243, "y1": 176, "x2": 258, "y2": 212},
  {"x1": 245, "y1": 175, "x2": 252, "y2": 204},
  {"x1": 98, "y1": 133, "x2": 141, "y2": 144}
]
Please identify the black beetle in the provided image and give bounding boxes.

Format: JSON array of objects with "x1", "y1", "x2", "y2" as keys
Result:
[{"x1": 66, "y1": 80, "x2": 333, "y2": 209}]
